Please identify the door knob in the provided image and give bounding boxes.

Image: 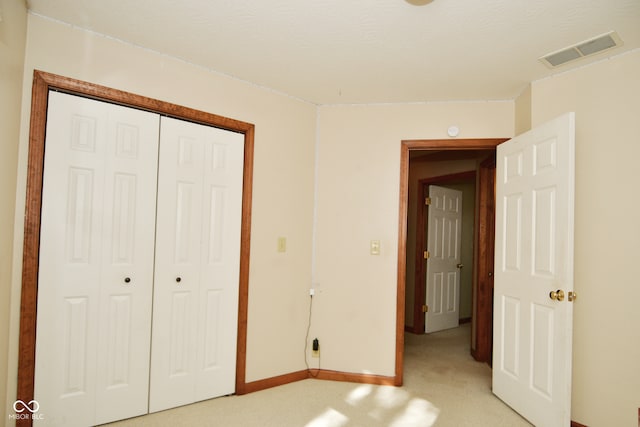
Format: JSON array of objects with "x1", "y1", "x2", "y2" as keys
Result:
[
  {"x1": 568, "y1": 291, "x2": 577, "y2": 302},
  {"x1": 549, "y1": 289, "x2": 565, "y2": 301},
  {"x1": 456, "y1": 263, "x2": 464, "y2": 269}
]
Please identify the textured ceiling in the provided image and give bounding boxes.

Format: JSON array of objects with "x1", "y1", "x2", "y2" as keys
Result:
[{"x1": 26, "y1": 0, "x2": 640, "y2": 105}]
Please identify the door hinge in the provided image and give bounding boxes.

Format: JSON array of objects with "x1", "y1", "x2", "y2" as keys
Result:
[
  {"x1": 423, "y1": 250, "x2": 430, "y2": 259},
  {"x1": 425, "y1": 197, "x2": 432, "y2": 205},
  {"x1": 422, "y1": 304, "x2": 429, "y2": 313}
]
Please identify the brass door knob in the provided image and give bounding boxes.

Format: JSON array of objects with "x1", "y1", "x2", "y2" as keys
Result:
[
  {"x1": 568, "y1": 291, "x2": 577, "y2": 302},
  {"x1": 549, "y1": 289, "x2": 565, "y2": 301},
  {"x1": 456, "y1": 263, "x2": 464, "y2": 269}
]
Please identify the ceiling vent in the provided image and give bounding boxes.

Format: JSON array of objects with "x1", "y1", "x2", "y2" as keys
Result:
[{"x1": 539, "y1": 31, "x2": 623, "y2": 68}]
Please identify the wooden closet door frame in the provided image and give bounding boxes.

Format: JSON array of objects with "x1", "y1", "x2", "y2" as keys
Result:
[{"x1": 16, "y1": 70, "x2": 255, "y2": 426}]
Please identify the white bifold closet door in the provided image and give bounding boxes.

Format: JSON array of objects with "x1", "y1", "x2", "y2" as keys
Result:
[
  {"x1": 35, "y1": 92, "x2": 245, "y2": 425},
  {"x1": 149, "y1": 116, "x2": 244, "y2": 412},
  {"x1": 35, "y1": 91, "x2": 160, "y2": 426}
]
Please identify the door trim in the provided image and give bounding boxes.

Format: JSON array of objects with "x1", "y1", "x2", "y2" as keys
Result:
[
  {"x1": 472, "y1": 155, "x2": 496, "y2": 363},
  {"x1": 396, "y1": 138, "x2": 506, "y2": 384},
  {"x1": 16, "y1": 70, "x2": 255, "y2": 425}
]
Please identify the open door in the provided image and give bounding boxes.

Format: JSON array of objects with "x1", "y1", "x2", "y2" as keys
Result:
[
  {"x1": 493, "y1": 113, "x2": 575, "y2": 426},
  {"x1": 425, "y1": 185, "x2": 463, "y2": 333}
]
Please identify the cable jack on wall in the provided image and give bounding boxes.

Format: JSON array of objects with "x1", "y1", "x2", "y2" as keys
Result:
[{"x1": 304, "y1": 291, "x2": 320, "y2": 377}]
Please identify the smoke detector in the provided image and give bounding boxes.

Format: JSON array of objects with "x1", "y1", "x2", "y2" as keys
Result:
[{"x1": 539, "y1": 31, "x2": 623, "y2": 68}]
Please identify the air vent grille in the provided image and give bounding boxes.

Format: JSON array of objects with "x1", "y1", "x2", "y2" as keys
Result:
[{"x1": 540, "y1": 31, "x2": 623, "y2": 68}]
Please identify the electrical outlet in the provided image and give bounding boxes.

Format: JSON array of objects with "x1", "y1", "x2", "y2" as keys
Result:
[{"x1": 312, "y1": 338, "x2": 320, "y2": 358}]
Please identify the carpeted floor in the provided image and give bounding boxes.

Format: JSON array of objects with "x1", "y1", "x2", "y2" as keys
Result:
[{"x1": 104, "y1": 324, "x2": 531, "y2": 426}]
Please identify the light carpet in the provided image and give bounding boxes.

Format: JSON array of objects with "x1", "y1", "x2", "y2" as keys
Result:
[{"x1": 104, "y1": 324, "x2": 531, "y2": 426}]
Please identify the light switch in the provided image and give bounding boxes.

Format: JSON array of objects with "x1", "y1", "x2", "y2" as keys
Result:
[
  {"x1": 277, "y1": 237, "x2": 287, "y2": 253},
  {"x1": 370, "y1": 240, "x2": 380, "y2": 255}
]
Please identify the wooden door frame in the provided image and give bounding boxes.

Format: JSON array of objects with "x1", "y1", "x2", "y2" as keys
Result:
[
  {"x1": 411, "y1": 171, "x2": 476, "y2": 334},
  {"x1": 472, "y1": 155, "x2": 497, "y2": 363},
  {"x1": 396, "y1": 138, "x2": 506, "y2": 384},
  {"x1": 16, "y1": 70, "x2": 254, "y2": 426}
]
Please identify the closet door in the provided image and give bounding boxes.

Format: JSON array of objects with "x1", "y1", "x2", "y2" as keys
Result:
[
  {"x1": 150, "y1": 116, "x2": 244, "y2": 412},
  {"x1": 35, "y1": 92, "x2": 160, "y2": 426}
]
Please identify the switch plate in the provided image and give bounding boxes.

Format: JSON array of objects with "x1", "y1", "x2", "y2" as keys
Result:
[
  {"x1": 370, "y1": 240, "x2": 381, "y2": 255},
  {"x1": 277, "y1": 237, "x2": 286, "y2": 252}
]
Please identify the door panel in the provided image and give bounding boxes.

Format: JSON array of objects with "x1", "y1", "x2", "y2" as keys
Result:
[
  {"x1": 493, "y1": 112, "x2": 575, "y2": 427},
  {"x1": 425, "y1": 185, "x2": 462, "y2": 333},
  {"x1": 35, "y1": 91, "x2": 159, "y2": 426},
  {"x1": 150, "y1": 117, "x2": 244, "y2": 412},
  {"x1": 96, "y1": 99, "x2": 161, "y2": 425}
]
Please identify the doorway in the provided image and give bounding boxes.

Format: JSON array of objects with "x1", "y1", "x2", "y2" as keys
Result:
[
  {"x1": 395, "y1": 138, "x2": 506, "y2": 383},
  {"x1": 408, "y1": 168, "x2": 477, "y2": 335}
]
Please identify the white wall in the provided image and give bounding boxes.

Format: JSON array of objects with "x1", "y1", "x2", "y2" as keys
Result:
[
  {"x1": 531, "y1": 50, "x2": 640, "y2": 427},
  {"x1": 0, "y1": 0, "x2": 27, "y2": 421},
  {"x1": 7, "y1": 14, "x2": 317, "y2": 413},
  {"x1": 313, "y1": 102, "x2": 513, "y2": 375}
]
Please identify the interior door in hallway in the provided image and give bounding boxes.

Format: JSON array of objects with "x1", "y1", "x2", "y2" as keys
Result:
[
  {"x1": 149, "y1": 116, "x2": 245, "y2": 412},
  {"x1": 35, "y1": 91, "x2": 160, "y2": 426},
  {"x1": 424, "y1": 185, "x2": 463, "y2": 333},
  {"x1": 493, "y1": 112, "x2": 575, "y2": 427}
]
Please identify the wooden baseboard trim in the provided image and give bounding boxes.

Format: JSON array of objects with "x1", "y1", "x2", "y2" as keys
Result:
[
  {"x1": 571, "y1": 421, "x2": 588, "y2": 427},
  {"x1": 311, "y1": 369, "x2": 397, "y2": 386},
  {"x1": 240, "y1": 369, "x2": 397, "y2": 395},
  {"x1": 240, "y1": 370, "x2": 309, "y2": 394}
]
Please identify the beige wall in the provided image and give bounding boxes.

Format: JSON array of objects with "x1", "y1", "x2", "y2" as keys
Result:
[
  {"x1": 0, "y1": 0, "x2": 27, "y2": 421},
  {"x1": 7, "y1": 14, "x2": 317, "y2": 411},
  {"x1": 531, "y1": 50, "x2": 640, "y2": 427},
  {"x1": 313, "y1": 102, "x2": 513, "y2": 375},
  {"x1": 514, "y1": 84, "x2": 532, "y2": 135}
]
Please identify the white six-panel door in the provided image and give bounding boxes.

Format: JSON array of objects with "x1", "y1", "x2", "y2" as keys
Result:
[
  {"x1": 425, "y1": 185, "x2": 463, "y2": 333},
  {"x1": 493, "y1": 112, "x2": 575, "y2": 426},
  {"x1": 149, "y1": 116, "x2": 244, "y2": 412},
  {"x1": 35, "y1": 91, "x2": 160, "y2": 426}
]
